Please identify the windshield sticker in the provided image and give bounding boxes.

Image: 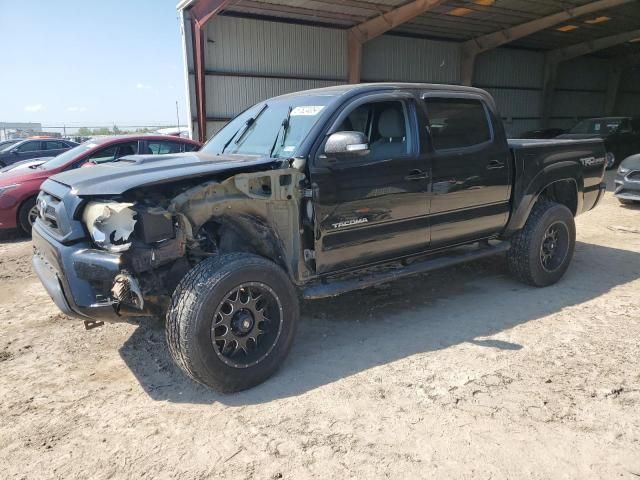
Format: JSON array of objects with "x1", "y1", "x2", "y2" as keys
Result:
[
  {"x1": 290, "y1": 106, "x2": 324, "y2": 116},
  {"x1": 282, "y1": 146, "x2": 295, "y2": 152}
]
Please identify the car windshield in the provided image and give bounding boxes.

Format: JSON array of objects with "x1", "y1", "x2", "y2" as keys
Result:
[
  {"x1": 0, "y1": 141, "x2": 20, "y2": 152},
  {"x1": 570, "y1": 119, "x2": 625, "y2": 135},
  {"x1": 39, "y1": 142, "x2": 97, "y2": 170},
  {"x1": 201, "y1": 94, "x2": 339, "y2": 158}
]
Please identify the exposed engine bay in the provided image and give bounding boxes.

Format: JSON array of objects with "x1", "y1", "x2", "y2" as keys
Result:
[{"x1": 91, "y1": 168, "x2": 311, "y2": 316}]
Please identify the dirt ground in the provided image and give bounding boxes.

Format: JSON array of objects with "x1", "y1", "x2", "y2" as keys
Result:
[{"x1": 0, "y1": 173, "x2": 639, "y2": 479}]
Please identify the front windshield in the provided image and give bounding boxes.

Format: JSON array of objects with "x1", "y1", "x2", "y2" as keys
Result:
[
  {"x1": 201, "y1": 94, "x2": 338, "y2": 158},
  {"x1": 39, "y1": 142, "x2": 96, "y2": 170},
  {"x1": 570, "y1": 119, "x2": 624, "y2": 135},
  {"x1": 0, "y1": 141, "x2": 20, "y2": 153}
]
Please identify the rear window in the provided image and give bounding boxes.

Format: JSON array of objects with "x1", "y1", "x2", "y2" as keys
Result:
[{"x1": 424, "y1": 98, "x2": 491, "y2": 150}]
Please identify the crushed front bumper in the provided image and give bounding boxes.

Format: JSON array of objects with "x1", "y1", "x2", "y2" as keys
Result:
[{"x1": 32, "y1": 220, "x2": 148, "y2": 323}]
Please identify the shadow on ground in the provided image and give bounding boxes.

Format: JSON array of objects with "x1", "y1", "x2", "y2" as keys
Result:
[
  {"x1": 119, "y1": 241, "x2": 640, "y2": 405},
  {"x1": 0, "y1": 228, "x2": 27, "y2": 244}
]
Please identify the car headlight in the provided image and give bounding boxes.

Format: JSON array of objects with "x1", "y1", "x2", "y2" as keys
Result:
[
  {"x1": 618, "y1": 166, "x2": 630, "y2": 175},
  {"x1": 82, "y1": 201, "x2": 137, "y2": 252},
  {"x1": 0, "y1": 184, "x2": 20, "y2": 196}
]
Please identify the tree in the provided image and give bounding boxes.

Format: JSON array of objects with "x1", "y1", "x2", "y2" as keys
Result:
[{"x1": 77, "y1": 127, "x2": 91, "y2": 136}]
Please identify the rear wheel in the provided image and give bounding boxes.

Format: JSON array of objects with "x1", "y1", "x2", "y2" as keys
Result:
[
  {"x1": 17, "y1": 197, "x2": 38, "y2": 236},
  {"x1": 166, "y1": 253, "x2": 299, "y2": 392},
  {"x1": 507, "y1": 200, "x2": 576, "y2": 287}
]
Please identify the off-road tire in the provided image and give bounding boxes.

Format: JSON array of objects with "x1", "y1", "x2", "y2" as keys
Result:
[
  {"x1": 166, "y1": 253, "x2": 299, "y2": 392},
  {"x1": 507, "y1": 199, "x2": 575, "y2": 287},
  {"x1": 17, "y1": 197, "x2": 37, "y2": 236}
]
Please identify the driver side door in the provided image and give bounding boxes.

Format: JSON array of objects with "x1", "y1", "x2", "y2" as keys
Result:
[{"x1": 310, "y1": 93, "x2": 430, "y2": 274}]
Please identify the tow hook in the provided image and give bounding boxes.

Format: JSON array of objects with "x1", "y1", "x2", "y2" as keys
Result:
[{"x1": 84, "y1": 320, "x2": 105, "y2": 330}]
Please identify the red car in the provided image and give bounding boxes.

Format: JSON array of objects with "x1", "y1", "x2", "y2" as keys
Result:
[{"x1": 0, "y1": 135, "x2": 201, "y2": 235}]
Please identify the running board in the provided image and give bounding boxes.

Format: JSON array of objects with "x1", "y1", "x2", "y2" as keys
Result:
[{"x1": 303, "y1": 241, "x2": 511, "y2": 300}]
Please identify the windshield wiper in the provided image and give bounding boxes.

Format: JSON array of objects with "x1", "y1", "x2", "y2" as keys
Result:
[
  {"x1": 221, "y1": 104, "x2": 268, "y2": 154},
  {"x1": 269, "y1": 106, "x2": 292, "y2": 158}
]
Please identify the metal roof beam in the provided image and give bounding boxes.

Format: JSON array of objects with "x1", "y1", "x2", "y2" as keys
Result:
[
  {"x1": 547, "y1": 28, "x2": 640, "y2": 63},
  {"x1": 347, "y1": 0, "x2": 448, "y2": 83},
  {"x1": 464, "y1": 0, "x2": 634, "y2": 56},
  {"x1": 460, "y1": 0, "x2": 635, "y2": 86}
]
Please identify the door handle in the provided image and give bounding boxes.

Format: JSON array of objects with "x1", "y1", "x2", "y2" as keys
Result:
[
  {"x1": 487, "y1": 160, "x2": 505, "y2": 169},
  {"x1": 405, "y1": 169, "x2": 429, "y2": 181}
]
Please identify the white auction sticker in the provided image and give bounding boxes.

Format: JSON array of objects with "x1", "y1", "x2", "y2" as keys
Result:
[{"x1": 290, "y1": 106, "x2": 324, "y2": 116}]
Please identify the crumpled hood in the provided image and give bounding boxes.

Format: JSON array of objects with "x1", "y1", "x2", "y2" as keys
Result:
[{"x1": 47, "y1": 152, "x2": 282, "y2": 196}]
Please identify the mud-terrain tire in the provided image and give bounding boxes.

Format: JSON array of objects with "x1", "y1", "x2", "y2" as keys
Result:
[
  {"x1": 507, "y1": 200, "x2": 575, "y2": 287},
  {"x1": 17, "y1": 197, "x2": 38, "y2": 236},
  {"x1": 166, "y1": 253, "x2": 299, "y2": 392}
]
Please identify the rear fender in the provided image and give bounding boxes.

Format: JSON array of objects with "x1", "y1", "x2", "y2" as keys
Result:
[{"x1": 504, "y1": 160, "x2": 582, "y2": 236}]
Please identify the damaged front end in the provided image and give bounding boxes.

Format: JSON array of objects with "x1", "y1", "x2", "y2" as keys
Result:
[{"x1": 32, "y1": 166, "x2": 311, "y2": 325}]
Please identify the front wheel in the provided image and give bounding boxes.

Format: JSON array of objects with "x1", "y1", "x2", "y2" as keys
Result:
[
  {"x1": 17, "y1": 197, "x2": 38, "y2": 236},
  {"x1": 507, "y1": 200, "x2": 576, "y2": 287},
  {"x1": 166, "y1": 253, "x2": 299, "y2": 392}
]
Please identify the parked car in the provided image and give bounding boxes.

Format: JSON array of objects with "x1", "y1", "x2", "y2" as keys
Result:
[
  {"x1": 0, "y1": 135, "x2": 200, "y2": 234},
  {"x1": 519, "y1": 128, "x2": 565, "y2": 139},
  {"x1": 558, "y1": 117, "x2": 640, "y2": 169},
  {"x1": 0, "y1": 138, "x2": 78, "y2": 168},
  {"x1": 0, "y1": 139, "x2": 22, "y2": 151},
  {"x1": 614, "y1": 153, "x2": 640, "y2": 205},
  {"x1": 32, "y1": 83, "x2": 606, "y2": 392}
]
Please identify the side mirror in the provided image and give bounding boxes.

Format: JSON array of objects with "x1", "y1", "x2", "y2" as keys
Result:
[
  {"x1": 10, "y1": 149, "x2": 19, "y2": 154},
  {"x1": 324, "y1": 131, "x2": 369, "y2": 159}
]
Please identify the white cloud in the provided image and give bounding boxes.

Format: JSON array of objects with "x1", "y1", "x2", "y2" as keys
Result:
[
  {"x1": 136, "y1": 83, "x2": 151, "y2": 89},
  {"x1": 66, "y1": 106, "x2": 87, "y2": 112},
  {"x1": 24, "y1": 104, "x2": 45, "y2": 112}
]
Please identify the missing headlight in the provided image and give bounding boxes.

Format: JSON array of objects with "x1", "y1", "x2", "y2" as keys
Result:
[{"x1": 82, "y1": 201, "x2": 137, "y2": 252}]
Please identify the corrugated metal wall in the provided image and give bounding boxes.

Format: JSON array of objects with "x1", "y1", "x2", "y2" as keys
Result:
[
  {"x1": 187, "y1": 14, "x2": 640, "y2": 140},
  {"x1": 361, "y1": 35, "x2": 460, "y2": 83},
  {"x1": 474, "y1": 48, "x2": 545, "y2": 137},
  {"x1": 201, "y1": 15, "x2": 345, "y2": 134}
]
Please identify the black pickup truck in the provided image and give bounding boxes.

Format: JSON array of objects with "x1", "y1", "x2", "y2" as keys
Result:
[{"x1": 32, "y1": 83, "x2": 606, "y2": 391}]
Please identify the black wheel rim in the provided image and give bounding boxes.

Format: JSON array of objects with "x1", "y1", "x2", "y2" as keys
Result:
[
  {"x1": 211, "y1": 282, "x2": 283, "y2": 368},
  {"x1": 28, "y1": 205, "x2": 39, "y2": 226},
  {"x1": 539, "y1": 221, "x2": 569, "y2": 272}
]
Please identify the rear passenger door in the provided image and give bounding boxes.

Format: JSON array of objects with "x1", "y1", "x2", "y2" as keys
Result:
[{"x1": 421, "y1": 93, "x2": 511, "y2": 247}]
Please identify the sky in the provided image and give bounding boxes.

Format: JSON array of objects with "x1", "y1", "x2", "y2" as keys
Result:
[{"x1": 0, "y1": 0, "x2": 188, "y2": 129}]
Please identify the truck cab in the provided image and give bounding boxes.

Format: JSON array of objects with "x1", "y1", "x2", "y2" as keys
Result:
[{"x1": 31, "y1": 83, "x2": 607, "y2": 392}]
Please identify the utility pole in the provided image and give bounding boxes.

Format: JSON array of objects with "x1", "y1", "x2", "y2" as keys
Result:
[{"x1": 175, "y1": 100, "x2": 180, "y2": 131}]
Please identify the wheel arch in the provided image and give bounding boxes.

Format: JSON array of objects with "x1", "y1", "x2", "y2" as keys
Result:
[
  {"x1": 504, "y1": 161, "x2": 583, "y2": 237},
  {"x1": 16, "y1": 194, "x2": 38, "y2": 229}
]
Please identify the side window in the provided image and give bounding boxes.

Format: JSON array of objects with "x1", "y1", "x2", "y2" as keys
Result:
[
  {"x1": 87, "y1": 145, "x2": 117, "y2": 164},
  {"x1": 17, "y1": 141, "x2": 42, "y2": 153},
  {"x1": 145, "y1": 141, "x2": 182, "y2": 155},
  {"x1": 335, "y1": 100, "x2": 409, "y2": 161},
  {"x1": 45, "y1": 140, "x2": 65, "y2": 150},
  {"x1": 424, "y1": 97, "x2": 491, "y2": 150},
  {"x1": 115, "y1": 141, "x2": 137, "y2": 159},
  {"x1": 182, "y1": 142, "x2": 199, "y2": 152}
]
